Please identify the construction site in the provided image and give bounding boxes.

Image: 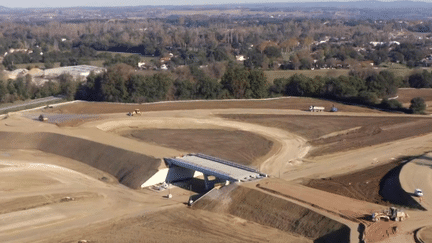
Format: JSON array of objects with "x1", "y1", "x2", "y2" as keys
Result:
[{"x1": 1, "y1": 89, "x2": 432, "y2": 243}]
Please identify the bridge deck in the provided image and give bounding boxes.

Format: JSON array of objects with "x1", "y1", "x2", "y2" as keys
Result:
[{"x1": 165, "y1": 154, "x2": 264, "y2": 182}]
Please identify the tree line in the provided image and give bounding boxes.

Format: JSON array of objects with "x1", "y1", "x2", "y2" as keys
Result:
[
  {"x1": 0, "y1": 73, "x2": 75, "y2": 103},
  {"x1": 72, "y1": 64, "x2": 426, "y2": 113},
  {"x1": 0, "y1": 63, "x2": 429, "y2": 114},
  {"x1": 74, "y1": 63, "x2": 269, "y2": 102}
]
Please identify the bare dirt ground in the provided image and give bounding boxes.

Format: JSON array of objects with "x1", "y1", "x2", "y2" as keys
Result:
[
  {"x1": 397, "y1": 88, "x2": 432, "y2": 114},
  {"x1": 418, "y1": 226, "x2": 432, "y2": 243},
  {"x1": 397, "y1": 88, "x2": 432, "y2": 103},
  {"x1": 42, "y1": 97, "x2": 380, "y2": 115},
  {"x1": 3, "y1": 99, "x2": 432, "y2": 243},
  {"x1": 0, "y1": 153, "x2": 184, "y2": 243},
  {"x1": 119, "y1": 129, "x2": 273, "y2": 165},
  {"x1": 253, "y1": 179, "x2": 409, "y2": 243},
  {"x1": 305, "y1": 160, "x2": 403, "y2": 206},
  {"x1": 220, "y1": 114, "x2": 432, "y2": 157},
  {"x1": 49, "y1": 206, "x2": 310, "y2": 243},
  {"x1": 193, "y1": 183, "x2": 351, "y2": 243},
  {"x1": 91, "y1": 111, "x2": 310, "y2": 176}
]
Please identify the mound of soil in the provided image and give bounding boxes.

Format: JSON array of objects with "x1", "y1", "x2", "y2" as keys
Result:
[
  {"x1": 305, "y1": 161, "x2": 402, "y2": 206},
  {"x1": 193, "y1": 185, "x2": 350, "y2": 243},
  {"x1": 119, "y1": 129, "x2": 273, "y2": 165},
  {"x1": 380, "y1": 162, "x2": 425, "y2": 210},
  {"x1": 0, "y1": 132, "x2": 161, "y2": 189},
  {"x1": 305, "y1": 159, "x2": 425, "y2": 210},
  {"x1": 49, "y1": 206, "x2": 312, "y2": 243}
]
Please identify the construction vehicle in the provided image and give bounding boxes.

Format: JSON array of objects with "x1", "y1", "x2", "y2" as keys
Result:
[
  {"x1": 309, "y1": 106, "x2": 325, "y2": 112},
  {"x1": 330, "y1": 104, "x2": 338, "y2": 112},
  {"x1": 372, "y1": 207, "x2": 409, "y2": 222},
  {"x1": 128, "y1": 109, "x2": 142, "y2": 116},
  {"x1": 38, "y1": 114, "x2": 48, "y2": 121}
]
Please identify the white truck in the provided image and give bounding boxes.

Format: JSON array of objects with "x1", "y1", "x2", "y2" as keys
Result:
[{"x1": 309, "y1": 106, "x2": 325, "y2": 112}]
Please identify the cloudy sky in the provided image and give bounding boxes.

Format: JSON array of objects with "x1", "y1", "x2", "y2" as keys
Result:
[{"x1": 1, "y1": 0, "x2": 413, "y2": 9}]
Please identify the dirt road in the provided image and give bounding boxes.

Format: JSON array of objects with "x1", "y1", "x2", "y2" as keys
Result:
[
  {"x1": 0, "y1": 153, "x2": 193, "y2": 243},
  {"x1": 2, "y1": 100, "x2": 432, "y2": 242},
  {"x1": 399, "y1": 153, "x2": 432, "y2": 211},
  {"x1": 91, "y1": 110, "x2": 311, "y2": 176}
]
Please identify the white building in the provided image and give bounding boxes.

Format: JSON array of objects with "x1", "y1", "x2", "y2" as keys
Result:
[{"x1": 236, "y1": 55, "x2": 247, "y2": 61}]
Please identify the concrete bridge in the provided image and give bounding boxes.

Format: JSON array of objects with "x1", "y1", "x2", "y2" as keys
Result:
[{"x1": 164, "y1": 153, "x2": 267, "y2": 190}]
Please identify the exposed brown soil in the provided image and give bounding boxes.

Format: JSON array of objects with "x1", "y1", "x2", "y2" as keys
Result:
[
  {"x1": 0, "y1": 192, "x2": 100, "y2": 215},
  {"x1": 418, "y1": 226, "x2": 432, "y2": 243},
  {"x1": 0, "y1": 149, "x2": 119, "y2": 185},
  {"x1": 0, "y1": 172, "x2": 60, "y2": 191},
  {"x1": 193, "y1": 184, "x2": 350, "y2": 243},
  {"x1": 44, "y1": 97, "x2": 380, "y2": 115},
  {"x1": 47, "y1": 206, "x2": 311, "y2": 243},
  {"x1": 220, "y1": 114, "x2": 432, "y2": 157},
  {"x1": 397, "y1": 88, "x2": 432, "y2": 103},
  {"x1": 119, "y1": 129, "x2": 273, "y2": 165},
  {"x1": 0, "y1": 132, "x2": 162, "y2": 189},
  {"x1": 305, "y1": 161, "x2": 403, "y2": 206},
  {"x1": 256, "y1": 179, "x2": 404, "y2": 243}
]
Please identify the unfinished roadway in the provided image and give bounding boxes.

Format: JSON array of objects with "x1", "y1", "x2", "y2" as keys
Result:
[{"x1": 1, "y1": 100, "x2": 432, "y2": 242}]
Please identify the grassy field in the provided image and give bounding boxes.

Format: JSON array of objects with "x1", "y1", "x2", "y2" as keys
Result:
[{"x1": 89, "y1": 60, "x2": 105, "y2": 67}]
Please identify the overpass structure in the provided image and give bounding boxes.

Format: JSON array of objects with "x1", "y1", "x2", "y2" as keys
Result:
[{"x1": 164, "y1": 153, "x2": 267, "y2": 190}]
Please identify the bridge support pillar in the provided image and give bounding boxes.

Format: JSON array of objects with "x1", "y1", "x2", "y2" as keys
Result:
[{"x1": 203, "y1": 174, "x2": 210, "y2": 190}]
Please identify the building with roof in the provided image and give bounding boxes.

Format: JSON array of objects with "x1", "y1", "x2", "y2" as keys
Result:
[{"x1": 43, "y1": 65, "x2": 106, "y2": 80}]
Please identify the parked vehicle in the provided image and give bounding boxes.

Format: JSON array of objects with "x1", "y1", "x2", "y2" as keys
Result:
[
  {"x1": 309, "y1": 106, "x2": 325, "y2": 112},
  {"x1": 415, "y1": 188, "x2": 423, "y2": 197}
]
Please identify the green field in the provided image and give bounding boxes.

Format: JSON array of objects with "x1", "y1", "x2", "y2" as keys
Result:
[{"x1": 89, "y1": 60, "x2": 105, "y2": 67}]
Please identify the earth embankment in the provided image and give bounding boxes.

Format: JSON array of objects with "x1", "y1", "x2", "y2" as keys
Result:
[
  {"x1": 193, "y1": 184, "x2": 351, "y2": 243},
  {"x1": 119, "y1": 129, "x2": 273, "y2": 165},
  {"x1": 0, "y1": 131, "x2": 161, "y2": 189},
  {"x1": 380, "y1": 162, "x2": 426, "y2": 210},
  {"x1": 220, "y1": 114, "x2": 432, "y2": 157}
]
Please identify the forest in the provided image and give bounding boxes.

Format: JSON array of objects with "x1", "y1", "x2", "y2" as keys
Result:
[{"x1": 1, "y1": 16, "x2": 432, "y2": 113}]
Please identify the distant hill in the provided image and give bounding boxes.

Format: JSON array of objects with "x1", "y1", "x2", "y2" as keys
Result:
[
  {"x1": 0, "y1": 6, "x2": 10, "y2": 12},
  {"x1": 240, "y1": 1, "x2": 432, "y2": 10}
]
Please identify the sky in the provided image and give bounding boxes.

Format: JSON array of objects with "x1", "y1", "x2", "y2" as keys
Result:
[{"x1": 0, "y1": 0, "x2": 419, "y2": 9}]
